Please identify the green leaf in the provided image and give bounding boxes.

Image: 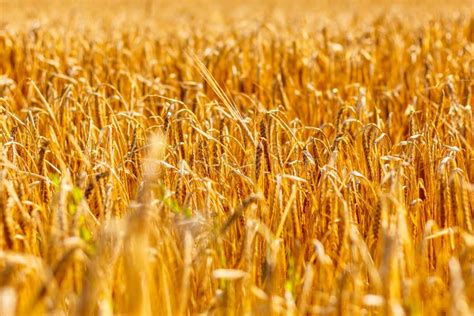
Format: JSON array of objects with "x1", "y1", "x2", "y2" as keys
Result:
[
  {"x1": 184, "y1": 207, "x2": 192, "y2": 218},
  {"x1": 80, "y1": 224, "x2": 92, "y2": 242},
  {"x1": 68, "y1": 203, "x2": 77, "y2": 215},
  {"x1": 50, "y1": 173, "x2": 60, "y2": 189},
  {"x1": 164, "y1": 197, "x2": 180, "y2": 213},
  {"x1": 71, "y1": 186, "x2": 83, "y2": 204}
]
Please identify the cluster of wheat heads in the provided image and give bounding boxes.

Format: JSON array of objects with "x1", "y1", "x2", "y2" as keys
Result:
[{"x1": 0, "y1": 1, "x2": 473, "y2": 315}]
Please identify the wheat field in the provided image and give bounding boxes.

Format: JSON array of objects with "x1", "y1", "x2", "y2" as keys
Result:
[{"x1": 0, "y1": 0, "x2": 473, "y2": 315}]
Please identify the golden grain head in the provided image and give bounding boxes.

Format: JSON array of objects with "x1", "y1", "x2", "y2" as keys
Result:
[{"x1": 0, "y1": 0, "x2": 473, "y2": 315}]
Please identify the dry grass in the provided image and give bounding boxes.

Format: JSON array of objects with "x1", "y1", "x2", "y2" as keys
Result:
[{"x1": 0, "y1": 0, "x2": 473, "y2": 315}]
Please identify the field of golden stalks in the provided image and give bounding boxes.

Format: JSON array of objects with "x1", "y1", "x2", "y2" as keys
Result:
[{"x1": 0, "y1": 0, "x2": 473, "y2": 315}]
